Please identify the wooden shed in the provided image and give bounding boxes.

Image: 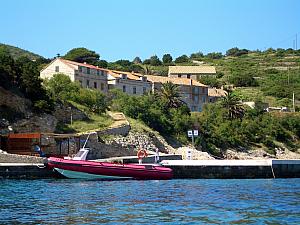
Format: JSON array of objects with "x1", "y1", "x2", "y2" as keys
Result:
[{"x1": 6, "y1": 133, "x2": 41, "y2": 156}]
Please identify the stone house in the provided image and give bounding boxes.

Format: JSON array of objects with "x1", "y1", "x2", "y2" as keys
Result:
[
  {"x1": 107, "y1": 70, "x2": 152, "y2": 95},
  {"x1": 168, "y1": 66, "x2": 216, "y2": 80},
  {"x1": 208, "y1": 88, "x2": 227, "y2": 103},
  {"x1": 40, "y1": 58, "x2": 109, "y2": 93},
  {"x1": 146, "y1": 75, "x2": 208, "y2": 112}
]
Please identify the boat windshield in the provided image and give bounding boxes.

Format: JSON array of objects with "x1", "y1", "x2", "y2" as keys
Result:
[{"x1": 75, "y1": 151, "x2": 85, "y2": 158}]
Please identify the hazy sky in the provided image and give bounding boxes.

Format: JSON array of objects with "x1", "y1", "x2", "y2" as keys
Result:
[{"x1": 0, "y1": 0, "x2": 299, "y2": 61}]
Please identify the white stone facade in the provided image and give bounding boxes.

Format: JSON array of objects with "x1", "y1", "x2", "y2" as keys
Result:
[{"x1": 40, "y1": 58, "x2": 108, "y2": 93}]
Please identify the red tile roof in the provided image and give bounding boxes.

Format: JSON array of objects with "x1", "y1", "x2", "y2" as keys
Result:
[{"x1": 60, "y1": 59, "x2": 108, "y2": 71}]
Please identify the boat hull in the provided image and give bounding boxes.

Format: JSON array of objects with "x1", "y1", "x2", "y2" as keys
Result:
[
  {"x1": 54, "y1": 168, "x2": 132, "y2": 180},
  {"x1": 47, "y1": 157, "x2": 173, "y2": 180}
]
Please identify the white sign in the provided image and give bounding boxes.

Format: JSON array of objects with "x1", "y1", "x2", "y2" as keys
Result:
[
  {"x1": 193, "y1": 130, "x2": 199, "y2": 136},
  {"x1": 186, "y1": 149, "x2": 192, "y2": 160},
  {"x1": 187, "y1": 130, "x2": 193, "y2": 137}
]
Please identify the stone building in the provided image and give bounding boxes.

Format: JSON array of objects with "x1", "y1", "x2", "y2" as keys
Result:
[
  {"x1": 40, "y1": 58, "x2": 109, "y2": 93},
  {"x1": 208, "y1": 88, "x2": 227, "y2": 103},
  {"x1": 107, "y1": 70, "x2": 152, "y2": 95},
  {"x1": 168, "y1": 65, "x2": 216, "y2": 80},
  {"x1": 146, "y1": 75, "x2": 208, "y2": 112}
]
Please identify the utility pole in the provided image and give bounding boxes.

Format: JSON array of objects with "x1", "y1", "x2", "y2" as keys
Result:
[
  {"x1": 292, "y1": 92, "x2": 295, "y2": 112},
  {"x1": 296, "y1": 34, "x2": 298, "y2": 50},
  {"x1": 293, "y1": 40, "x2": 295, "y2": 50}
]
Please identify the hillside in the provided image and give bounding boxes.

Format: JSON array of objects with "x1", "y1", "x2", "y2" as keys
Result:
[
  {"x1": 1, "y1": 45, "x2": 300, "y2": 159},
  {"x1": 0, "y1": 43, "x2": 44, "y2": 60},
  {"x1": 141, "y1": 50, "x2": 300, "y2": 109}
]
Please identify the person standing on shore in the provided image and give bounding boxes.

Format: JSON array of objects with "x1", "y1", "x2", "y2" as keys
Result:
[{"x1": 155, "y1": 148, "x2": 159, "y2": 163}]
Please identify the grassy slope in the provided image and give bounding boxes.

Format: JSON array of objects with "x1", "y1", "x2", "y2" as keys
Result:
[{"x1": 55, "y1": 101, "x2": 113, "y2": 133}]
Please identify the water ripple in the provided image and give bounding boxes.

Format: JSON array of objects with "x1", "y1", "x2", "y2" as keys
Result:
[{"x1": 0, "y1": 179, "x2": 300, "y2": 224}]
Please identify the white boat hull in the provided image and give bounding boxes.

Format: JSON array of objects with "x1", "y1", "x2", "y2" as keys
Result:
[{"x1": 54, "y1": 168, "x2": 132, "y2": 180}]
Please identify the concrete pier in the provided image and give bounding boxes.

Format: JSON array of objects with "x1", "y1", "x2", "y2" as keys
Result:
[
  {"x1": 0, "y1": 163, "x2": 56, "y2": 179},
  {"x1": 161, "y1": 159, "x2": 300, "y2": 179},
  {"x1": 1, "y1": 159, "x2": 300, "y2": 179}
]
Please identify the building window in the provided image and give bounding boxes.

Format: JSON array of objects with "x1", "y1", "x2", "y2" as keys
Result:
[
  {"x1": 79, "y1": 80, "x2": 83, "y2": 87},
  {"x1": 87, "y1": 67, "x2": 90, "y2": 74},
  {"x1": 198, "y1": 106, "x2": 202, "y2": 112},
  {"x1": 97, "y1": 70, "x2": 100, "y2": 76},
  {"x1": 202, "y1": 96, "x2": 206, "y2": 103},
  {"x1": 143, "y1": 87, "x2": 146, "y2": 94},
  {"x1": 122, "y1": 85, "x2": 126, "y2": 92},
  {"x1": 55, "y1": 66, "x2": 59, "y2": 72},
  {"x1": 202, "y1": 87, "x2": 205, "y2": 94},
  {"x1": 178, "y1": 74, "x2": 181, "y2": 78},
  {"x1": 193, "y1": 87, "x2": 200, "y2": 94},
  {"x1": 194, "y1": 95, "x2": 199, "y2": 103},
  {"x1": 94, "y1": 82, "x2": 97, "y2": 89},
  {"x1": 133, "y1": 86, "x2": 137, "y2": 94},
  {"x1": 79, "y1": 66, "x2": 82, "y2": 72},
  {"x1": 187, "y1": 74, "x2": 191, "y2": 78},
  {"x1": 86, "y1": 80, "x2": 90, "y2": 88},
  {"x1": 192, "y1": 106, "x2": 197, "y2": 111},
  {"x1": 101, "y1": 83, "x2": 104, "y2": 90}
]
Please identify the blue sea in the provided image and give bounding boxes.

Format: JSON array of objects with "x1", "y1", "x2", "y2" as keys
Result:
[{"x1": 0, "y1": 179, "x2": 300, "y2": 224}]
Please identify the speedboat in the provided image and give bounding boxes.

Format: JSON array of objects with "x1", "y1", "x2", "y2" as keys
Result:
[{"x1": 46, "y1": 148, "x2": 173, "y2": 180}]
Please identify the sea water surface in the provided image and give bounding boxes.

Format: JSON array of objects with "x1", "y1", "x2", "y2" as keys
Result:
[{"x1": 0, "y1": 179, "x2": 300, "y2": 224}]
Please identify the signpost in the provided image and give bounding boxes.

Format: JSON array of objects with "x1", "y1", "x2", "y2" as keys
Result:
[{"x1": 188, "y1": 130, "x2": 198, "y2": 146}]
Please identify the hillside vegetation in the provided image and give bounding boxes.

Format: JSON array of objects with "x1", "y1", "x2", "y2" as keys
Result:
[
  {"x1": 1, "y1": 44, "x2": 300, "y2": 158},
  {"x1": 0, "y1": 43, "x2": 44, "y2": 60}
]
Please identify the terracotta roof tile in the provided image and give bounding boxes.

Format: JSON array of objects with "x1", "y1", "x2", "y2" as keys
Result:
[
  {"x1": 146, "y1": 75, "x2": 207, "y2": 87},
  {"x1": 60, "y1": 59, "x2": 108, "y2": 71}
]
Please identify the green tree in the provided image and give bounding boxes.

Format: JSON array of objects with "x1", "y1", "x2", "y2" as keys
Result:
[
  {"x1": 75, "y1": 89, "x2": 109, "y2": 114},
  {"x1": 226, "y1": 47, "x2": 249, "y2": 57},
  {"x1": 162, "y1": 54, "x2": 173, "y2": 65},
  {"x1": 143, "y1": 58, "x2": 151, "y2": 65},
  {"x1": 160, "y1": 82, "x2": 183, "y2": 109},
  {"x1": 229, "y1": 72, "x2": 258, "y2": 87},
  {"x1": 133, "y1": 56, "x2": 142, "y2": 64},
  {"x1": 0, "y1": 47, "x2": 17, "y2": 89},
  {"x1": 149, "y1": 55, "x2": 162, "y2": 66},
  {"x1": 16, "y1": 56, "x2": 53, "y2": 112},
  {"x1": 174, "y1": 55, "x2": 189, "y2": 63},
  {"x1": 190, "y1": 51, "x2": 204, "y2": 59},
  {"x1": 96, "y1": 60, "x2": 108, "y2": 68},
  {"x1": 63, "y1": 47, "x2": 100, "y2": 64},
  {"x1": 16, "y1": 57, "x2": 46, "y2": 101},
  {"x1": 198, "y1": 76, "x2": 222, "y2": 88},
  {"x1": 44, "y1": 73, "x2": 80, "y2": 101},
  {"x1": 206, "y1": 52, "x2": 223, "y2": 59},
  {"x1": 221, "y1": 91, "x2": 245, "y2": 120}
]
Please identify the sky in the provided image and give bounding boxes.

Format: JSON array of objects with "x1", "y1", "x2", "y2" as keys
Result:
[{"x1": 0, "y1": 0, "x2": 299, "y2": 61}]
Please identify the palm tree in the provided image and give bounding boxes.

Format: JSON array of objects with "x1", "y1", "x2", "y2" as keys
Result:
[
  {"x1": 160, "y1": 81, "x2": 184, "y2": 109},
  {"x1": 221, "y1": 91, "x2": 245, "y2": 120},
  {"x1": 143, "y1": 65, "x2": 155, "y2": 75}
]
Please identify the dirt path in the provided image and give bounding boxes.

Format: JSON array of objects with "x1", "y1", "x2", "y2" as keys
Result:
[{"x1": 107, "y1": 111, "x2": 129, "y2": 128}]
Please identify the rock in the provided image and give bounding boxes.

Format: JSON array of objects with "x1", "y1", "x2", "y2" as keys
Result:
[
  {"x1": 12, "y1": 113, "x2": 57, "y2": 133},
  {"x1": 224, "y1": 147, "x2": 300, "y2": 160},
  {"x1": 174, "y1": 146, "x2": 215, "y2": 160}
]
